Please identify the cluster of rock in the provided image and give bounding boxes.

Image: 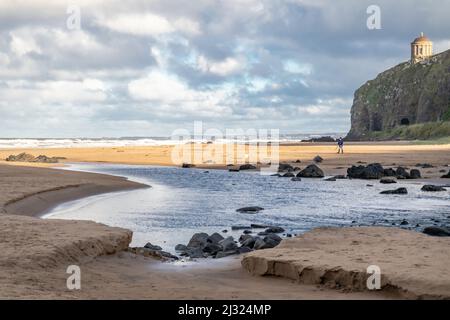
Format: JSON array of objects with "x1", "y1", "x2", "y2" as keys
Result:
[
  {"x1": 347, "y1": 163, "x2": 421, "y2": 180},
  {"x1": 5, "y1": 153, "x2": 65, "y2": 163},
  {"x1": 273, "y1": 164, "x2": 325, "y2": 180},
  {"x1": 174, "y1": 227, "x2": 284, "y2": 259},
  {"x1": 129, "y1": 243, "x2": 178, "y2": 261}
]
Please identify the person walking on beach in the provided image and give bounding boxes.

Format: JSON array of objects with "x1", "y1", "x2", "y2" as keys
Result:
[{"x1": 337, "y1": 137, "x2": 344, "y2": 154}]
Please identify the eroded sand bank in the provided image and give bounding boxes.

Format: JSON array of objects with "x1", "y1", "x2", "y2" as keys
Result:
[{"x1": 242, "y1": 227, "x2": 450, "y2": 299}]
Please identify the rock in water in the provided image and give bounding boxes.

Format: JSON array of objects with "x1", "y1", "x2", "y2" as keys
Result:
[
  {"x1": 347, "y1": 163, "x2": 384, "y2": 179},
  {"x1": 265, "y1": 226, "x2": 285, "y2": 233},
  {"x1": 187, "y1": 232, "x2": 209, "y2": 248},
  {"x1": 313, "y1": 155, "x2": 323, "y2": 163},
  {"x1": 380, "y1": 187, "x2": 408, "y2": 194},
  {"x1": 383, "y1": 168, "x2": 396, "y2": 176},
  {"x1": 219, "y1": 236, "x2": 238, "y2": 251},
  {"x1": 182, "y1": 163, "x2": 195, "y2": 168},
  {"x1": 421, "y1": 185, "x2": 447, "y2": 192},
  {"x1": 297, "y1": 164, "x2": 324, "y2": 178},
  {"x1": 207, "y1": 232, "x2": 224, "y2": 244},
  {"x1": 281, "y1": 172, "x2": 295, "y2": 178},
  {"x1": 236, "y1": 206, "x2": 264, "y2": 213},
  {"x1": 423, "y1": 226, "x2": 450, "y2": 237},
  {"x1": 203, "y1": 242, "x2": 222, "y2": 254},
  {"x1": 396, "y1": 167, "x2": 410, "y2": 179},
  {"x1": 144, "y1": 242, "x2": 163, "y2": 251},
  {"x1": 380, "y1": 178, "x2": 397, "y2": 184},
  {"x1": 239, "y1": 164, "x2": 257, "y2": 170},
  {"x1": 409, "y1": 169, "x2": 421, "y2": 179},
  {"x1": 291, "y1": 177, "x2": 302, "y2": 181},
  {"x1": 175, "y1": 244, "x2": 188, "y2": 252}
]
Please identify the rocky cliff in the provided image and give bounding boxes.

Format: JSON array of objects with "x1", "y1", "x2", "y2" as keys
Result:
[{"x1": 346, "y1": 49, "x2": 450, "y2": 140}]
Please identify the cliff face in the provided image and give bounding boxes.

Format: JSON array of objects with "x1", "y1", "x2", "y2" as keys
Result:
[{"x1": 347, "y1": 49, "x2": 450, "y2": 140}]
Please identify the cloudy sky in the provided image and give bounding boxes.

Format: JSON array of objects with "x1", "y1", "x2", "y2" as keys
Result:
[{"x1": 0, "y1": 0, "x2": 449, "y2": 138}]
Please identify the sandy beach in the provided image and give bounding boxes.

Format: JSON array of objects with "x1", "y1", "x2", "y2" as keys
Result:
[
  {"x1": 1, "y1": 142, "x2": 450, "y2": 177},
  {"x1": 0, "y1": 142, "x2": 449, "y2": 299}
]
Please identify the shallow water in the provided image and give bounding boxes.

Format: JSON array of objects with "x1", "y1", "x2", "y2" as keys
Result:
[{"x1": 44, "y1": 163, "x2": 450, "y2": 252}]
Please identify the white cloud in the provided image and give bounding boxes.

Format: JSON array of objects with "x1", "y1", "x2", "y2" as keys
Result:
[
  {"x1": 96, "y1": 13, "x2": 200, "y2": 37},
  {"x1": 0, "y1": 80, "x2": 107, "y2": 105},
  {"x1": 283, "y1": 60, "x2": 313, "y2": 75},
  {"x1": 128, "y1": 71, "x2": 233, "y2": 117},
  {"x1": 197, "y1": 55, "x2": 244, "y2": 76},
  {"x1": 10, "y1": 33, "x2": 42, "y2": 56}
]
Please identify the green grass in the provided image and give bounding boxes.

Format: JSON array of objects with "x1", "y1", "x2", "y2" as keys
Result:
[{"x1": 368, "y1": 121, "x2": 450, "y2": 141}]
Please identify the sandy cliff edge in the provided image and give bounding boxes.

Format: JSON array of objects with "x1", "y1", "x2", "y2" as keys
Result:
[{"x1": 241, "y1": 226, "x2": 450, "y2": 299}]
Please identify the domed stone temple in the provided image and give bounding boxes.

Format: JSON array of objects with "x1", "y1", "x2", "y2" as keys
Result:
[{"x1": 411, "y1": 32, "x2": 433, "y2": 63}]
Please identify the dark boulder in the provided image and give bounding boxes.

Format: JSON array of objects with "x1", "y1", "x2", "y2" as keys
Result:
[
  {"x1": 383, "y1": 168, "x2": 396, "y2": 176},
  {"x1": 347, "y1": 163, "x2": 384, "y2": 179},
  {"x1": 313, "y1": 155, "x2": 323, "y2": 163},
  {"x1": 423, "y1": 226, "x2": 450, "y2": 237},
  {"x1": 291, "y1": 177, "x2": 302, "y2": 181},
  {"x1": 236, "y1": 206, "x2": 264, "y2": 213},
  {"x1": 239, "y1": 234, "x2": 253, "y2": 244},
  {"x1": 182, "y1": 163, "x2": 196, "y2": 168},
  {"x1": 264, "y1": 233, "x2": 282, "y2": 242},
  {"x1": 297, "y1": 164, "x2": 324, "y2": 178},
  {"x1": 207, "y1": 232, "x2": 224, "y2": 244},
  {"x1": 250, "y1": 224, "x2": 269, "y2": 229},
  {"x1": 175, "y1": 244, "x2": 187, "y2": 252},
  {"x1": 241, "y1": 236, "x2": 257, "y2": 248},
  {"x1": 324, "y1": 177, "x2": 336, "y2": 181},
  {"x1": 421, "y1": 185, "x2": 447, "y2": 192},
  {"x1": 144, "y1": 242, "x2": 162, "y2": 251},
  {"x1": 219, "y1": 236, "x2": 238, "y2": 251},
  {"x1": 203, "y1": 242, "x2": 222, "y2": 254},
  {"x1": 187, "y1": 232, "x2": 209, "y2": 248},
  {"x1": 281, "y1": 172, "x2": 295, "y2": 178},
  {"x1": 396, "y1": 167, "x2": 410, "y2": 179},
  {"x1": 380, "y1": 178, "x2": 397, "y2": 184},
  {"x1": 265, "y1": 226, "x2": 285, "y2": 233},
  {"x1": 380, "y1": 187, "x2": 408, "y2": 194},
  {"x1": 409, "y1": 169, "x2": 421, "y2": 179},
  {"x1": 239, "y1": 164, "x2": 257, "y2": 170}
]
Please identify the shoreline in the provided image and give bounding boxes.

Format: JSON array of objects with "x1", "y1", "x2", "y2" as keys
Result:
[{"x1": 1, "y1": 164, "x2": 148, "y2": 218}]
